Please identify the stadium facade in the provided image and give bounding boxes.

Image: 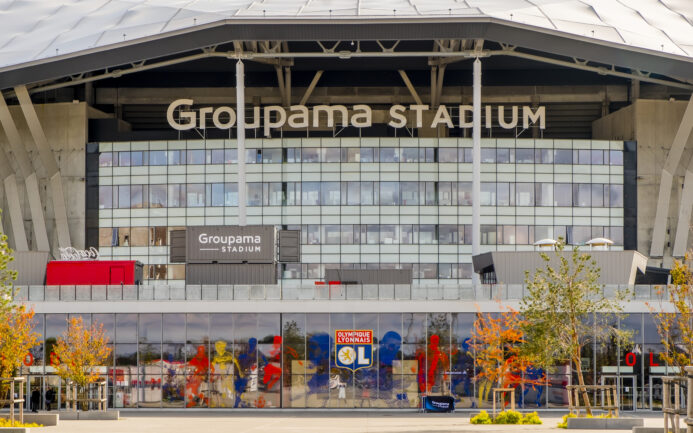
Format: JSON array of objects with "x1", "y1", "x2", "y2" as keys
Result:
[{"x1": 0, "y1": 0, "x2": 692, "y2": 411}]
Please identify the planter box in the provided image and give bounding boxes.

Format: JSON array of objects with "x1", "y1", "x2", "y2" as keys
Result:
[
  {"x1": 58, "y1": 410, "x2": 119, "y2": 420},
  {"x1": 22, "y1": 413, "x2": 58, "y2": 426},
  {"x1": 567, "y1": 417, "x2": 644, "y2": 429}
]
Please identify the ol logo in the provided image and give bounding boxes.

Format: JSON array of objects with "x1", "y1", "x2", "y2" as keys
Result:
[{"x1": 335, "y1": 330, "x2": 373, "y2": 371}]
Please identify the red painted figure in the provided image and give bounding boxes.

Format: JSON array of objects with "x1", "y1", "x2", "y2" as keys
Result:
[
  {"x1": 186, "y1": 345, "x2": 210, "y2": 407},
  {"x1": 262, "y1": 336, "x2": 282, "y2": 390},
  {"x1": 416, "y1": 335, "x2": 450, "y2": 393}
]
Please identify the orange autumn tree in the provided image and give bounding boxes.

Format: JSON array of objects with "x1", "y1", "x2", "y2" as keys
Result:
[
  {"x1": 54, "y1": 317, "x2": 112, "y2": 392},
  {"x1": 0, "y1": 214, "x2": 40, "y2": 401},
  {"x1": 469, "y1": 306, "x2": 543, "y2": 406}
]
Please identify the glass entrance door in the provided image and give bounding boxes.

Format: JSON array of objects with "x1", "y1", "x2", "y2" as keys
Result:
[
  {"x1": 26, "y1": 376, "x2": 43, "y2": 412},
  {"x1": 649, "y1": 376, "x2": 686, "y2": 411},
  {"x1": 601, "y1": 375, "x2": 637, "y2": 411}
]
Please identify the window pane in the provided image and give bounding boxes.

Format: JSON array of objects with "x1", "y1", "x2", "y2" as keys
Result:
[
  {"x1": 322, "y1": 148, "x2": 340, "y2": 163},
  {"x1": 99, "y1": 186, "x2": 113, "y2": 209},
  {"x1": 380, "y1": 148, "x2": 400, "y2": 163},
  {"x1": 361, "y1": 182, "x2": 374, "y2": 205},
  {"x1": 118, "y1": 186, "x2": 130, "y2": 209},
  {"x1": 302, "y1": 182, "x2": 320, "y2": 205},
  {"x1": 211, "y1": 183, "x2": 224, "y2": 207},
  {"x1": 187, "y1": 150, "x2": 205, "y2": 165},
  {"x1": 301, "y1": 148, "x2": 320, "y2": 163},
  {"x1": 554, "y1": 149, "x2": 572, "y2": 164},
  {"x1": 380, "y1": 182, "x2": 400, "y2": 205},
  {"x1": 610, "y1": 184, "x2": 623, "y2": 207},
  {"x1": 458, "y1": 182, "x2": 472, "y2": 205},
  {"x1": 610, "y1": 150, "x2": 623, "y2": 165},
  {"x1": 592, "y1": 184, "x2": 604, "y2": 207},
  {"x1": 497, "y1": 182, "x2": 510, "y2": 206},
  {"x1": 481, "y1": 148, "x2": 495, "y2": 163},
  {"x1": 168, "y1": 150, "x2": 181, "y2": 165},
  {"x1": 346, "y1": 181, "x2": 360, "y2": 205},
  {"x1": 263, "y1": 148, "x2": 283, "y2": 163},
  {"x1": 438, "y1": 148, "x2": 457, "y2": 163},
  {"x1": 573, "y1": 184, "x2": 591, "y2": 207},
  {"x1": 224, "y1": 183, "x2": 238, "y2": 206},
  {"x1": 321, "y1": 182, "x2": 340, "y2": 205},
  {"x1": 168, "y1": 184, "x2": 185, "y2": 207},
  {"x1": 439, "y1": 225, "x2": 457, "y2": 244},
  {"x1": 247, "y1": 183, "x2": 263, "y2": 206},
  {"x1": 99, "y1": 152, "x2": 114, "y2": 167},
  {"x1": 535, "y1": 183, "x2": 553, "y2": 206},
  {"x1": 360, "y1": 148, "x2": 375, "y2": 163},
  {"x1": 150, "y1": 185, "x2": 167, "y2": 208},
  {"x1": 516, "y1": 183, "x2": 534, "y2": 206},
  {"x1": 481, "y1": 183, "x2": 496, "y2": 206},
  {"x1": 187, "y1": 184, "x2": 205, "y2": 207},
  {"x1": 516, "y1": 148, "x2": 534, "y2": 163},
  {"x1": 400, "y1": 182, "x2": 419, "y2": 205},
  {"x1": 380, "y1": 225, "x2": 398, "y2": 244},
  {"x1": 150, "y1": 151, "x2": 167, "y2": 165},
  {"x1": 418, "y1": 225, "x2": 436, "y2": 244},
  {"x1": 554, "y1": 183, "x2": 572, "y2": 206},
  {"x1": 119, "y1": 152, "x2": 131, "y2": 167},
  {"x1": 591, "y1": 150, "x2": 604, "y2": 165}
]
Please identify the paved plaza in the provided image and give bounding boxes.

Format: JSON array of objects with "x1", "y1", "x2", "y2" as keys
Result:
[{"x1": 34, "y1": 411, "x2": 673, "y2": 433}]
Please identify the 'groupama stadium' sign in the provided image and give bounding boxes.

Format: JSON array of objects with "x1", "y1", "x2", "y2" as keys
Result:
[{"x1": 167, "y1": 99, "x2": 546, "y2": 136}]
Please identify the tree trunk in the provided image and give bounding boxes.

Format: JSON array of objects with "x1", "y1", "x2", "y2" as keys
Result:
[{"x1": 574, "y1": 355, "x2": 592, "y2": 416}]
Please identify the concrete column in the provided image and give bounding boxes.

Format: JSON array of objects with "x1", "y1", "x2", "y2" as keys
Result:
[
  {"x1": 672, "y1": 139, "x2": 693, "y2": 257},
  {"x1": 472, "y1": 58, "x2": 481, "y2": 293},
  {"x1": 651, "y1": 94, "x2": 693, "y2": 257},
  {"x1": 236, "y1": 60, "x2": 246, "y2": 226},
  {"x1": 0, "y1": 92, "x2": 48, "y2": 251},
  {"x1": 14, "y1": 85, "x2": 71, "y2": 249}
]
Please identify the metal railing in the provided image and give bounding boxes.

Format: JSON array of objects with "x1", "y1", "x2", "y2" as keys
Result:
[{"x1": 12, "y1": 283, "x2": 668, "y2": 302}]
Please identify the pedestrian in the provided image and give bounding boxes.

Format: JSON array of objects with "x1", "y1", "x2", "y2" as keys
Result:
[
  {"x1": 30, "y1": 387, "x2": 40, "y2": 412},
  {"x1": 45, "y1": 387, "x2": 54, "y2": 411}
]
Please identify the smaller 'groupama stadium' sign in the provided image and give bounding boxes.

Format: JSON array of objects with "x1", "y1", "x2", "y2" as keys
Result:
[
  {"x1": 167, "y1": 99, "x2": 546, "y2": 136},
  {"x1": 186, "y1": 225, "x2": 275, "y2": 264}
]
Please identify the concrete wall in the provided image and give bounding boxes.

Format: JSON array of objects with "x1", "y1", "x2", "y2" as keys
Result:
[
  {"x1": 0, "y1": 102, "x2": 87, "y2": 255},
  {"x1": 593, "y1": 99, "x2": 693, "y2": 266}
]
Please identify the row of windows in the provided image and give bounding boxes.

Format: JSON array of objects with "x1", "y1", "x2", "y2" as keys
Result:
[
  {"x1": 98, "y1": 148, "x2": 624, "y2": 167},
  {"x1": 98, "y1": 181, "x2": 624, "y2": 209},
  {"x1": 99, "y1": 224, "x2": 623, "y2": 248}
]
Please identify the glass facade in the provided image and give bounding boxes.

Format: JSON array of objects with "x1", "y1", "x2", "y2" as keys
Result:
[
  {"x1": 22, "y1": 313, "x2": 667, "y2": 410},
  {"x1": 93, "y1": 137, "x2": 626, "y2": 285}
]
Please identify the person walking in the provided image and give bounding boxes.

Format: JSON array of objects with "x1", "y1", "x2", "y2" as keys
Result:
[
  {"x1": 45, "y1": 387, "x2": 55, "y2": 411},
  {"x1": 30, "y1": 387, "x2": 40, "y2": 412}
]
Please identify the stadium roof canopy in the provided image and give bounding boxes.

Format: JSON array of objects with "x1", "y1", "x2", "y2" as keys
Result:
[{"x1": 0, "y1": 0, "x2": 692, "y2": 90}]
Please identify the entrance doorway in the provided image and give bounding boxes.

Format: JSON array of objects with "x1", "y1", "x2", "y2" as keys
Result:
[
  {"x1": 26, "y1": 376, "x2": 43, "y2": 412},
  {"x1": 601, "y1": 375, "x2": 637, "y2": 411}
]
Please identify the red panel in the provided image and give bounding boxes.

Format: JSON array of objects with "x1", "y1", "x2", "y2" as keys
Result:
[{"x1": 46, "y1": 261, "x2": 137, "y2": 285}]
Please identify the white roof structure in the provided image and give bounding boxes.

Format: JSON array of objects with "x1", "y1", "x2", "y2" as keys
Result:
[{"x1": 0, "y1": 0, "x2": 691, "y2": 88}]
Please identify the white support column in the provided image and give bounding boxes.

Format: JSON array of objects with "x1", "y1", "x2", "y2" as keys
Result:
[
  {"x1": 236, "y1": 60, "x2": 247, "y2": 226},
  {"x1": 14, "y1": 85, "x2": 71, "y2": 249},
  {"x1": 672, "y1": 106, "x2": 693, "y2": 256},
  {"x1": 472, "y1": 58, "x2": 481, "y2": 293},
  {"x1": 1, "y1": 168, "x2": 28, "y2": 251},
  {"x1": 651, "y1": 94, "x2": 693, "y2": 257},
  {"x1": 0, "y1": 92, "x2": 49, "y2": 251}
]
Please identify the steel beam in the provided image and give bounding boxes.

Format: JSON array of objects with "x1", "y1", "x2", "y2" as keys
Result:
[
  {"x1": 397, "y1": 71, "x2": 423, "y2": 105},
  {"x1": 0, "y1": 147, "x2": 28, "y2": 251},
  {"x1": 299, "y1": 70, "x2": 324, "y2": 105},
  {"x1": 651, "y1": 94, "x2": 693, "y2": 257},
  {"x1": 14, "y1": 85, "x2": 71, "y2": 249},
  {"x1": 472, "y1": 58, "x2": 481, "y2": 293}
]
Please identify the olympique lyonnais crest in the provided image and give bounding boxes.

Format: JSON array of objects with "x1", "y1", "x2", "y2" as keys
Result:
[{"x1": 335, "y1": 329, "x2": 373, "y2": 371}]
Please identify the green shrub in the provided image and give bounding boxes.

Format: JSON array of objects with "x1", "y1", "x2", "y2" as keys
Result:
[
  {"x1": 470, "y1": 410, "x2": 492, "y2": 424},
  {"x1": 557, "y1": 414, "x2": 576, "y2": 429},
  {"x1": 520, "y1": 412, "x2": 542, "y2": 424},
  {"x1": 0, "y1": 418, "x2": 43, "y2": 427},
  {"x1": 495, "y1": 410, "x2": 522, "y2": 424}
]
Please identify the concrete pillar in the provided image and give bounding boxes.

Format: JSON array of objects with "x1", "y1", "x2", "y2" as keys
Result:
[
  {"x1": 651, "y1": 94, "x2": 693, "y2": 257},
  {"x1": 236, "y1": 60, "x2": 246, "y2": 226},
  {"x1": 14, "y1": 85, "x2": 72, "y2": 249},
  {"x1": 0, "y1": 92, "x2": 48, "y2": 251},
  {"x1": 472, "y1": 58, "x2": 481, "y2": 293}
]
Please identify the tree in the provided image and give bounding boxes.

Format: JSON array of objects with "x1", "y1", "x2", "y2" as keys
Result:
[
  {"x1": 648, "y1": 256, "x2": 693, "y2": 369},
  {"x1": 520, "y1": 238, "x2": 630, "y2": 415},
  {"x1": 0, "y1": 214, "x2": 40, "y2": 401},
  {"x1": 469, "y1": 306, "x2": 544, "y2": 407},
  {"x1": 53, "y1": 316, "x2": 112, "y2": 408}
]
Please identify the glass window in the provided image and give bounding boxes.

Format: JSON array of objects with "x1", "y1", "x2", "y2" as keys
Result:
[
  {"x1": 263, "y1": 148, "x2": 282, "y2": 163},
  {"x1": 210, "y1": 183, "x2": 224, "y2": 207},
  {"x1": 150, "y1": 226, "x2": 167, "y2": 246},
  {"x1": 438, "y1": 182, "x2": 457, "y2": 206},
  {"x1": 321, "y1": 182, "x2": 340, "y2": 205},
  {"x1": 139, "y1": 314, "x2": 162, "y2": 344},
  {"x1": 187, "y1": 184, "x2": 205, "y2": 207},
  {"x1": 301, "y1": 148, "x2": 320, "y2": 163},
  {"x1": 610, "y1": 150, "x2": 623, "y2": 165},
  {"x1": 577, "y1": 149, "x2": 591, "y2": 164},
  {"x1": 118, "y1": 185, "x2": 130, "y2": 209},
  {"x1": 423, "y1": 147, "x2": 436, "y2": 163},
  {"x1": 573, "y1": 184, "x2": 591, "y2": 207},
  {"x1": 268, "y1": 182, "x2": 283, "y2": 206},
  {"x1": 99, "y1": 152, "x2": 114, "y2": 167},
  {"x1": 480, "y1": 182, "x2": 496, "y2": 206},
  {"x1": 554, "y1": 149, "x2": 572, "y2": 164},
  {"x1": 366, "y1": 225, "x2": 379, "y2": 244},
  {"x1": 439, "y1": 225, "x2": 457, "y2": 244},
  {"x1": 340, "y1": 225, "x2": 354, "y2": 244},
  {"x1": 130, "y1": 227, "x2": 148, "y2": 246},
  {"x1": 401, "y1": 147, "x2": 419, "y2": 162},
  {"x1": 516, "y1": 183, "x2": 534, "y2": 206},
  {"x1": 536, "y1": 183, "x2": 553, "y2": 206},
  {"x1": 418, "y1": 225, "x2": 437, "y2": 244},
  {"x1": 360, "y1": 148, "x2": 375, "y2": 163},
  {"x1": 187, "y1": 150, "x2": 205, "y2": 165},
  {"x1": 497, "y1": 182, "x2": 511, "y2": 206},
  {"x1": 118, "y1": 152, "x2": 131, "y2": 167},
  {"x1": 459, "y1": 148, "x2": 472, "y2": 163},
  {"x1": 516, "y1": 148, "x2": 534, "y2": 163},
  {"x1": 322, "y1": 148, "x2": 340, "y2": 163},
  {"x1": 481, "y1": 148, "x2": 495, "y2": 163},
  {"x1": 286, "y1": 148, "x2": 300, "y2": 163},
  {"x1": 225, "y1": 149, "x2": 237, "y2": 163},
  {"x1": 346, "y1": 148, "x2": 361, "y2": 162},
  {"x1": 422, "y1": 182, "x2": 436, "y2": 205},
  {"x1": 247, "y1": 183, "x2": 263, "y2": 206},
  {"x1": 400, "y1": 182, "x2": 419, "y2": 205},
  {"x1": 536, "y1": 148, "x2": 553, "y2": 164},
  {"x1": 379, "y1": 182, "x2": 399, "y2": 205},
  {"x1": 554, "y1": 183, "x2": 572, "y2": 206},
  {"x1": 224, "y1": 183, "x2": 238, "y2": 206},
  {"x1": 209, "y1": 149, "x2": 225, "y2": 164},
  {"x1": 149, "y1": 151, "x2": 167, "y2": 165},
  {"x1": 610, "y1": 184, "x2": 623, "y2": 207},
  {"x1": 501, "y1": 225, "x2": 515, "y2": 245},
  {"x1": 400, "y1": 225, "x2": 414, "y2": 244},
  {"x1": 345, "y1": 181, "x2": 360, "y2": 205},
  {"x1": 150, "y1": 184, "x2": 167, "y2": 208},
  {"x1": 131, "y1": 185, "x2": 145, "y2": 208},
  {"x1": 516, "y1": 226, "x2": 529, "y2": 245},
  {"x1": 168, "y1": 184, "x2": 185, "y2": 207},
  {"x1": 591, "y1": 150, "x2": 604, "y2": 165},
  {"x1": 244, "y1": 149, "x2": 259, "y2": 164},
  {"x1": 306, "y1": 225, "x2": 320, "y2": 244},
  {"x1": 496, "y1": 148, "x2": 512, "y2": 164},
  {"x1": 481, "y1": 225, "x2": 497, "y2": 245},
  {"x1": 168, "y1": 150, "x2": 181, "y2": 165},
  {"x1": 592, "y1": 184, "x2": 604, "y2": 207},
  {"x1": 458, "y1": 182, "x2": 472, "y2": 205},
  {"x1": 380, "y1": 148, "x2": 400, "y2": 163},
  {"x1": 302, "y1": 182, "x2": 320, "y2": 205},
  {"x1": 99, "y1": 186, "x2": 112, "y2": 209},
  {"x1": 361, "y1": 181, "x2": 375, "y2": 205},
  {"x1": 438, "y1": 148, "x2": 457, "y2": 163},
  {"x1": 568, "y1": 226, "x2": 591, "y2": 244},
  {"x1": 380, "y1": 225, "x2": 398, "y2": 244}
]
